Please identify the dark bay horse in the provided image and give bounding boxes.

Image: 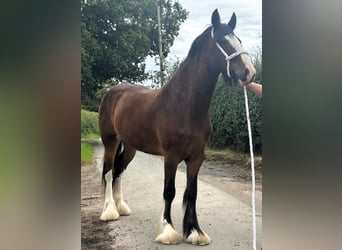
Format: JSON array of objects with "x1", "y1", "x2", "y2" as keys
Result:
[{"x1": 98, "y1": 9, "x2": 256, "y2": 245}]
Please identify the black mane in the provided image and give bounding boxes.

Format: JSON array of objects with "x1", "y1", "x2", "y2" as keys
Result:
[{"x1": 187, "y1": 27, "x2": 212, "y2": 59}]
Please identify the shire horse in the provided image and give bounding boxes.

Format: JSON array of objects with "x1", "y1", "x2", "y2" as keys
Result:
[{"x1": 98, "y1": 9, "x2": 256, "y2": 245}]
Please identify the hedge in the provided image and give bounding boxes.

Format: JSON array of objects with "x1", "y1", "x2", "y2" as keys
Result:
[
  {"x1": 81, "y1": 109, "x2": 99, "y2": 138},
  {"x1": 209, "y1": 78, "x2": 262, "y2": 154}
]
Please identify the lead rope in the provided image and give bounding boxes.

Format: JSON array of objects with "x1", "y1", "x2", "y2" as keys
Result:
[
  {"x1": 243, "y1": 87, "x2": 257, "y2": 250},
  {"x1": 212, "y1": 28, "x2": 257, "y2": 249}
]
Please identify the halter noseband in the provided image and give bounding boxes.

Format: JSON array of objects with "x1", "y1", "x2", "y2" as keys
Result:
[{"x1": 211, "y1": 28, "x2": 249, "y2": 78}]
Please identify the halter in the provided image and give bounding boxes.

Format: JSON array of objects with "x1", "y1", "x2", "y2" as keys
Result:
[{"x1": 211, "y1": 28, "x2": 249, "y2": 78}]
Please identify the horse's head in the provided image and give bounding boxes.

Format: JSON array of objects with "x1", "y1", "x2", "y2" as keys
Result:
[{"x1": 210, "y1": 9, "x2": 256, "y2": 85}]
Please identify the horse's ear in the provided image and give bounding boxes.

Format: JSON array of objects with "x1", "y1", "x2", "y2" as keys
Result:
[
  {"x1": 211, "y1": 9, "x2": 220, "y2": 29},
  {"x1": 227, "y1": 12, "x2": 236, "y2": 30}
]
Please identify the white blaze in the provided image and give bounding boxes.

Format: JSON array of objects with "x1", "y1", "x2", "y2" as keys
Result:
[{"x1": 224, "y1": 34, "x2": 254, "y2": 69}]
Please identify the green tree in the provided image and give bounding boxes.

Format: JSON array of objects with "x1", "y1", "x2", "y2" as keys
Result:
[
  {"x1": 149, "y1": 1, "x2": 188, "y2": 58},
  {"x1": 148, "y1": 56, "x2": 181, "y2": 88},
  {"x1": 81, "y1": 0, "x2": 188, "y2": 111}
]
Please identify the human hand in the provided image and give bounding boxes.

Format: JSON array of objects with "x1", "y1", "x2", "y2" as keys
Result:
[{"x1": 238, "y1": 80, "x2": 250, "y2": 87}]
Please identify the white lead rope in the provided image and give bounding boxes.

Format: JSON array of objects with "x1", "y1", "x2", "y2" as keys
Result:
[
  {"x1": 212, "y1": 27, "x2": 257, "y2": 249},
  {"x1": 243, "y1": 86, "x2": 257, "y2": 250}
]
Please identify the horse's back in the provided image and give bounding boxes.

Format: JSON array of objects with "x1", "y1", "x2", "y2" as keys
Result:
[
  {"x1": 100, "y1": 83, "x2": 151, "y2": 115},
  {"x1": 99, "y1": 84, "x2": 161, "y2": 151}
]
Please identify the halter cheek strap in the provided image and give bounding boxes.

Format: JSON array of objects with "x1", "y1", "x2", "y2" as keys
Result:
[{"x1": 211, "y1": 28, "x2": 249, "y2": 78}]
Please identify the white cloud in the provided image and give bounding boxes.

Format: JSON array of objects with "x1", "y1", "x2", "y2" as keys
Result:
[{"x1": 146, "y1": 0, "x2": 262, "y2": 72}]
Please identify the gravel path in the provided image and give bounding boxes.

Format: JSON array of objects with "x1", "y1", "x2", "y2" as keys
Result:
[{"x1": 81, "y1": 142, "x2": 262, "y2": 249}]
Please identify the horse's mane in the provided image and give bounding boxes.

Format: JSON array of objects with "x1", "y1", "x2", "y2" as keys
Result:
[
  {"x1": 167, "y1": 26, "x2": 212, "y2": 83},
  {"x1": 186, "y1": 26, "x2": 212, "y2": 59}
]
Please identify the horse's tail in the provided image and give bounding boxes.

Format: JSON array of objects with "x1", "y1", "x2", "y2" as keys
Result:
[{"x1": 101, "y1": 141, "x2": 124, "y2": 186}]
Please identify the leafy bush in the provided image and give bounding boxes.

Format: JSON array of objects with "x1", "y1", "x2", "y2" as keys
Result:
[
  {"x1": 209, "y1": 77, "x2": 262, "y2": 154},
  {"x1": 81, "y1": 109, "x2": 99, "y2": 138},
  {"x1": 81, "y1": 142, "x2": 94, "y2": 165}
]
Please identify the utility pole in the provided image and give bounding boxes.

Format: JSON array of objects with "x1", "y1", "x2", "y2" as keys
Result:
[{"x1": 157, "y1": 0, "x2": 164, "y2": 87}]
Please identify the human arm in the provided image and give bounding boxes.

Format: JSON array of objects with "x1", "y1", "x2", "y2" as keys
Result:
[{"x1": 239, "y1": 81, "x2": 262, "y2": 98}]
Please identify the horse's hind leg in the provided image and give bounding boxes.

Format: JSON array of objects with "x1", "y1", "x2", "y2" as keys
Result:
[
  {"x1": 100, "y1": 136, "x2": 120, "y2": 221},
  {"x1": 112, "y1": 142, "x2": 136, "y2": 216}
]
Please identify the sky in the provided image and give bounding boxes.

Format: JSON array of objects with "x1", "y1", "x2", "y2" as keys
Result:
[{"x1": 144, "y1": 0, "x2": 262, "y2": 80}]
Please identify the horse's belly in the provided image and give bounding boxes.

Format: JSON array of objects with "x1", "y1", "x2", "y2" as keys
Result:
[
  {"x1": 123, "y1": 135, "x2": 163, "y2": 156},
  {"x1": 115, "y1": 120, "x2": 163, "y2": 156}
]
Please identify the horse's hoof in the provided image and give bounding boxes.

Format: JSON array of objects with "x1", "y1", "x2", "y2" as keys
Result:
[
  {"x1": 184, "y1": 229, "x2": 211, "y2": 246},
  {"x1": 100, "y1": 203, "x2": 120, "y2": 221},
  {"x1": 155, "y1": 220, "x2": 182, "y2": 245},
  {"x1": 116, "y1": 200, "x2": 131, "y2": 216}
]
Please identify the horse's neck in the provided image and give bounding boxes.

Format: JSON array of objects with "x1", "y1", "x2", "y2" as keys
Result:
[{"x1": 160, "y1": 55, "x2": 219, "y2": 120}]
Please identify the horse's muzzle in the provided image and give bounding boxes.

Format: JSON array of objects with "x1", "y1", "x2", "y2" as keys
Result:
[{"x1": 238, "y1": 67, "x2": 256, "y2": 85}]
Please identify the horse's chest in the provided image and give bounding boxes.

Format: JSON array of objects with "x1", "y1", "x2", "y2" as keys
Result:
[{"x1": 172, "y1": 125, "x2": 210, "y2": 147}]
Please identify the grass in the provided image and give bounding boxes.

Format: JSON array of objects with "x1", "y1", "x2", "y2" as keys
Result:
[
  {"x1": 205, "y1": 148, "x2": 262, "y2": 180},
  {"x1": 81, "y1": 109, "x2": 99, "y2": 165},
  {"x1": 205, "y1": 147, "x2": 262, "y2": 170},
  {"x1": 205, "y1": 148, "x2": 246, "y2": 164},
  {"x1": 82, "y1": 133, "x2": 100, "y2": 139},
  {"x1": 81, "y1": 142, "x2": 94, "y2": 165}
]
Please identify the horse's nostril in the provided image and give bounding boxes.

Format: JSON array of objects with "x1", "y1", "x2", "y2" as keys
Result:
[
  {"x1": 238, "y1": 69, "x2": 250, "y2": 82},
  {"x1": 244, "y1": 68, "x2": 250, "y2": 77}
]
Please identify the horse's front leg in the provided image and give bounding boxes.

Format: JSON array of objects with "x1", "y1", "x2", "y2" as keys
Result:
[
  {"x1": 183, "y1": 152, "x2": 211, "y2": 245},
  {"x1": 155, "y1": 156, "x2": 182, "y2": 245}
]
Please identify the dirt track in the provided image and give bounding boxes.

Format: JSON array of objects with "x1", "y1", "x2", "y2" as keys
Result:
[{"x1": 81, "y1": 141, "x2": 262, "y2": 249}]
